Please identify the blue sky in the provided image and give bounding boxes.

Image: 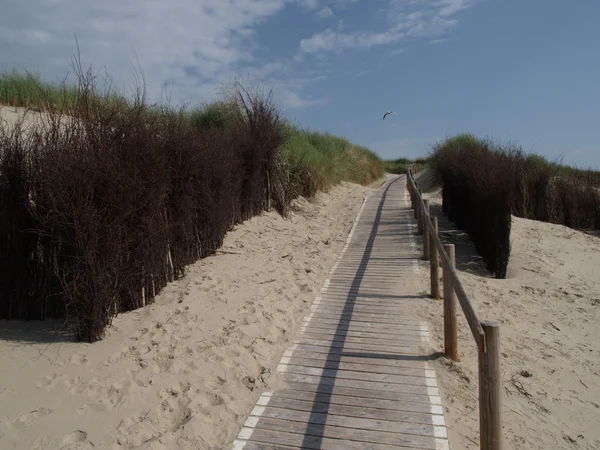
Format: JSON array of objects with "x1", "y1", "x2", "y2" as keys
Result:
[{"x1": 1, "y1": 0, "x2": 599, "y2": 168}]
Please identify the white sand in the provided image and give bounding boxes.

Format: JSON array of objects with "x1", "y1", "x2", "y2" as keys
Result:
[
  {"x1": 0, "y1": 175, "x2": 381, "y2": 449},
  {"x1": 416, "y1": 185, "x2": 600, "y2": 450},
  {"x1": 0, "y1": 105, "x2": 48, "y2": 130}
]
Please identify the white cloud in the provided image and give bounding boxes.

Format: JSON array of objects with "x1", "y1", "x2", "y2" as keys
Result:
[
  {"x1": 296, "y1": 0, "x2": 320, "y2": 11},
  {"x1": 436, "y1": 0, "x2": 476, "y2": 17},
  {"x1": 330, "y1": 0, "x2": 361, "y2": 8},
  {"x1": 300, "y1": 27, "x2": 403, "y2": 53},
  {"x1": 316, "y1": 7, "x2": 335, "y2": 18},
  {"x1": 300, "y1": 0, "x2": 477, "y2": 55},
  {"x1": 276, "y1": 88, "x2": 328, "y2": 109},
  {"x1": 0, "y1": 0, "x2": 321, "y2": 109}
]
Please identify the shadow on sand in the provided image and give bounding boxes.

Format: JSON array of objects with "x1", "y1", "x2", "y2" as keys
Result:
[{"x1": 0, "y1": 319, "x2": 77, "y2": 344}]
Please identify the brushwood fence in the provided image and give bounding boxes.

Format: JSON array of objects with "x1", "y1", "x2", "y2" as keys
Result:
[
  {"x1": 0, "y1": 86, "x2": 295, "y2": 342},
  {"x1": 430, "y1": 135, "x2": 600, "y2": 279}
]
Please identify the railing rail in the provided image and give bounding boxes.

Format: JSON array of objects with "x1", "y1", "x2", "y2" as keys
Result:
[{"x1": 406, "y1": 165, "x2": 502, "y2": 450}]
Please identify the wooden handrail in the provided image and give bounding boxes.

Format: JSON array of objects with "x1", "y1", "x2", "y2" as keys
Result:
[
  {"x1": 425, "y1": 214, "x2": 485, "y2": 350},
  {"x1": 405, "y1": 165, "x2": 502, "y2": 450},
  {"x1": 406, "y1": 166, "x2": 484, "y2": 348}
]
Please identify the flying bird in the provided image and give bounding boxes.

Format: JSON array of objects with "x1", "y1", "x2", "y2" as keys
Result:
[{"x1": 383, "y1": 111, "x2": 397, "y2": 120}]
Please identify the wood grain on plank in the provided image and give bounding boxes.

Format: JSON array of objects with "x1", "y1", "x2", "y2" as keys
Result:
[
  {"x1": 242, "y1": 420, "x2": 441, "y2": 449},
  {"x1": 292, "y1": 338, "x2": 419, "y2": 354},
  {"x1": 297, "y1": 331, "x2": 425, "y2": 346},
  {"x1": 259, "y1": 396, "x2": 443, "y2": 425},
  {"x1": 280, "y1": 372, "x2": 436, "y2": 396},
  {"x1": 283, "y1": 349, "x2": 431, "y2": 370},
  {"x1": 278, "y1": 364, "x2": 436, "y2": 387},
  {"x1": 273, "y1": 388, "x2": 443, "y2": 414}
]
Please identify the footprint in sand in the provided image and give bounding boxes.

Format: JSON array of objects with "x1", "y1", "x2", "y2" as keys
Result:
[
  {"x1": 13, "y1": 408, "x2": 53, "y2": 429},
  {"x1": 36, "y1": 374, "x2": 63, "y2": 391},
  {"x1": 102, "y1": 380, "x2": 133, "y2": 409},
  {"x1": 69, "y1": 353, "x2": 88, "y2": 365},
  {"x1": 77, "y1": 401, "x2": 107, "y2": 415},
  {"x1": 63, "y1": 377, "x2": 87, "y2": 395},
  {"x1": 32, "y1": 437, "x2": 52, "y2": 449},
  {"x1": 60, "y1": 430, "x2": 94, "y2": 449}
]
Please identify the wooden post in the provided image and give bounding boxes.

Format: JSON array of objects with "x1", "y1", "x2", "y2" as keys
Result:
[
  {"x1": 430, "y1": 217, "x2": 440, "y2": 298},
  {"x1": 479, "y1": 321, "x2": 502, "y2": 450},
  {"x1": 416, "y1": 196, "x2": 423, "y2": 234},
  {"x1": 406, "y1": 170, "x2": 415, "y2": 210},
  {"x1": 443, "y1": 244, "x2": 458, "y2": 361},
  {"x1": 414, "y1": 187, "x2": 420, "y2": 220},
  {"x1": 422, "y1": 200, "x2": 430, "y2": 259}
]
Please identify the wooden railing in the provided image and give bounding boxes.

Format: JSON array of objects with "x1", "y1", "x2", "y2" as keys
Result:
[{"x1": 406, "y1": 165, "x2": 503, "y2": 450}]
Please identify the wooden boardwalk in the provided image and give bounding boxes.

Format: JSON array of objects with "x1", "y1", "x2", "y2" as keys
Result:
[{"x1": 232, "y1": 175, "x2": 449, "y2": 450}]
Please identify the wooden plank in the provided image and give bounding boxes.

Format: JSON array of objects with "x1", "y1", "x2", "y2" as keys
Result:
[
  {"x1": 277, "y1": 364, "x2": 436, "y2": 388},
  {"x1": 299, "y1": 323, "x2": 423, "y2": 338},
  {"x1": 309, "y1": 312, "x2": 421, "y2": 326},
  {"x1": 233, "y1": 441, "x2": 298, "y2": 450},
  {"x1": 242, "y1": 419, "x2": 440, "y2": 449},
  {"x1": 280, "y1": 372, "x2": 436, "y2": 396},
  {"x1": 326, "y1": 270, "x2": 410, "y2": 275},
  {"x1": 318, "y1": 293, "x2": 420, "y2": 301},
  {"x1": 320, "y1": 284, "x2": 403, "y2": 291},
  {"x1": 292, "y1": 338, "x2": 419, "y2": 355},
  {"x1": 312, "y1": 303, "x2": 421, "y2": 315},
  {"x1": 301, "y1": 324, "x2": 426, "y2": 339},
  {"x1": 306, "y1": 314, "x2": 423, "y2": 326},
  {"x1": 273, "y1": 388, "x2": 443, "y2": 415},
  {"x1": 328, "y1": 267, "x2": 408, "y2": 272},
  {"x1": 313, "y1": 298, "x2": 420, "y2": 308},
  {"x1": 250, "y1": 406, "x2": 444, "y2": 438},
  {"x1": 301, "y1": 330, "x2": 424, "y2": 347},
  {"x1": 300, "y1": 323, "x2": 423, "y2": 335},
  {"x1": 277, "y1": 377, "x2": 441, "y2": 405},
  {"x1": 300, "y1": 329, "x2": 425, "y2": 345},
  {"x1": 259, "y1": 396, "x2": 443, "y2": 426},
  {"x1": 324, "y1": 279, "x2": 400, "y2": 285},
  {"x1": 298, "y1": 331, "x2": 424, "y2": 347},
  {"x1": 312, "y1": 308, "x2": 420, "y2": 321},
  {"x1": 317, "y1": 291, "x2": 420, "y2": 299},
  {"x1": 314, "y1": 298, "x2": 416, "y2": 307},
  {"x1": 327, "y1": 270, "x2": 406, "y2": 276},
  {"x1": 282, "y1": 355, "x2": 432, "y2": 376},
  {"x1": 311, "y1": 303, "x2": 418, "y2": 314},
  {"x1": 318, "y1": 287, "x2": 404, "y2": 294},
  {"x1": 304, "y1": 318, "x2": 424, "y2": 332},
  {"x1": 284, "y1": 349, "x2": 431, "y2": 370}
]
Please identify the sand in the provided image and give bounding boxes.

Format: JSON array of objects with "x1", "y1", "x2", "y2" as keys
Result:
[
  {"x1": 415, "y1": 176, "x2": 600, "y2": 450},
  {"x1": 0, "y1": 172, "x2": 383, "y2": 449},
  {"x1": 0, "y1": 105, "x2": 49, "y2": 130}
]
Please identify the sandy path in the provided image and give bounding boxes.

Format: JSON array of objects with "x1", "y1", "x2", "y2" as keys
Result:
[
  {"x1": 0, "y1": 179, "x2": 382, "y2": 450},
  {"x1": 413, "y1": 179, "x2": 600, "y2": 450}
]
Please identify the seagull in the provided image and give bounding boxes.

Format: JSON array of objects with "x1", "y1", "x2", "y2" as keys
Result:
[{"x1": 383, "y1": 111, "x2": 397, "y2": 120}]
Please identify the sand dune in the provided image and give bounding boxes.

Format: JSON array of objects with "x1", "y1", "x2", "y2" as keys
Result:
[
  {"x1": 0, "y1": 179, "x2": 381, "y2": 450},
  {"x1": 417, "y1": 185, "x2": 600, "y2": 450}
]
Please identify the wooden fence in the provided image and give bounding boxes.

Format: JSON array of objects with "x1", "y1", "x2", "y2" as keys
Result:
[{"x1": 406, "y1": 165, "x2": 503, "y2": 450}]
